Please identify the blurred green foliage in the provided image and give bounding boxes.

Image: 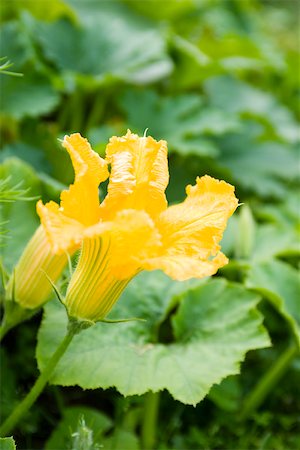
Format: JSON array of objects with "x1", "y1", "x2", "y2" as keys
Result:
[{"x1": 0, "y1": 0, "x2": 299, "y2": 448}]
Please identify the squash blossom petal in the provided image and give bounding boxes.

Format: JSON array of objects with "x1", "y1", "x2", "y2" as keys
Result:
[
  {"x1": 37, "y1": 133, "x2": 109, "y2": 253},
  {"x1": 37, "y1": 130, "x2": 238, "y2": 322},
  {"x1": 6, "y1": 134, "x2": 109, "y2": 311},
  {"x1": 7, "y1": 226, "x2": 68, "y2": 309}
]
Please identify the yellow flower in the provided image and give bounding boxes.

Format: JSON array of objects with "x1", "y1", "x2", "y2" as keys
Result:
[
  {"x1": 5, "y1": 134, "x2": 108, "y2": 311},
  {"x1": 37, "y1": 130, "x2": 238, "y2": 322},
  {"x1": 7, "y1": 226, "x2": 68, "y2": 309}
]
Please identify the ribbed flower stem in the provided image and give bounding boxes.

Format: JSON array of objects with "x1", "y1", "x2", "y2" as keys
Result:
[{"x1": 0, "y1": 319, "x2": 83, "y2": 436}]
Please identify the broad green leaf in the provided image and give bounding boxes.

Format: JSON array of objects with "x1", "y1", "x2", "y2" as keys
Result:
[
  {"x1": 0, "y1": 74, "x2": 60, "y2": 119},
  {"x1": 0, "y1": 22, "x2": 32, "y2": 70},
  {"x1": 1, "y1": 142, "x2": 49, "y2": 173},
  {"x1": 107, "y1": 271, "x2": 201, "y2": 339},
  {"x1": 0, "y1": 158, "x2": 41, "y2": 270},
  {"x1": 168, "y1": 5, "x2": 286, "y2": 90},
  {"x1": 103, "y1": 429, "x2": 140, "y2": 450},
  {"x1": 200, "y1": 30, "x2": 285, "y2": 72},
  {"x1": 256, "y1": 192, "x2": 300, "y2": 231},
  {"x1": 250, "y1": 224, "x2": 299, "y2": 262},
  {"x1": 119, "y1": 90, "x2": 239, "y2": 157},
  {"x1": 37, "y1": 274, "x2": 269, "y2": 405},
  {"x1": 205, "y1": 76, "x2": 299, "y2": 143},
  {"x1": 246, "y1": 259, "x2": 300, "y2": 347},
  {"x1": 35, "y1": 2, "x2": 172, "y2": 84},
  {"x1": 0, "y1": 437, "x2": 16, "y2": 450},
  {"x1": 45, "y1": 406, "x2": 112, "y2": 450},
  {"x1": 216, "y1": 127, "x2": 299, "y2": 198}
]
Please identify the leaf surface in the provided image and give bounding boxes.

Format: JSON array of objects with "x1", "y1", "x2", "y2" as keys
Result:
[
  {"x1": 217, "y1": 129, "x2": 299, "y2": 198},
  {"x1": 0, "y1": 158, "x2": 41, "y2": 270},
  {"x1": 246, "y1": 259, "x2": 300, "y2": 346},
  {"x1": 37, "y1": 274, "x2": 270, "y2": 405},
  {"x1": 0, "y1": 74, "x2": 60, "y2": 119},
  {"x1": 0, "y1": 437, "x2": 16, "y2": 450},
  {"x1": 205, "y1": 76, "x2": 299, "y2": 143},
  {"x1": 35, "y1": 2, "x2": 172, "y2": 84},
  {"x1": 119, "y1": 90, "x2": 239, "y2": 157}
]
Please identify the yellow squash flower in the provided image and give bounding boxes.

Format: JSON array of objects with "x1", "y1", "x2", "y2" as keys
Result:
[
  {"x1": 5, "y1": 135, "x2": 108, "y2": 311},
  {"x1": 37, "y1": 131, "x2": 238, "y2": 322},
  {"x1": 8, "y1": 226, "x2": 68, "y2": 309}
]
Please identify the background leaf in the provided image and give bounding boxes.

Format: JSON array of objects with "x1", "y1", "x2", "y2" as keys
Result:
[
  {"x1": 205, "y1": 76, "x2": 299, "y2": 143},
  {"x1": 0, "y1": 158, "x2": 41, "y2": 270},
  {"x1": 34, "y1": 2, "x2": 172, "y2": 84},
  {"x1": 103, "y1": 429, "x2": 140, "y2": 450},
  {"x1": 0, "y1": 437, "x2": 16, "y2": 450},
  {"x1": 216, "y1": 129, "x2": 299, "y2": 198},
  {"x1": 246, "y1": 259, "x2": 300, "y2": 347},
  {"x1": 0, "y1": 74, "x2": 60, "y2": 120},
  {"x1": 45, "y1": 406, "x2": 112, "y2": 450},
  {"x1": 119, "y1": 90, "x2": 239, "y2": 157}
]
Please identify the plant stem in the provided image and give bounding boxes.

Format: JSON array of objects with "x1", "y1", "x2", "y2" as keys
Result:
[
  {"x1": 0, "y1": 301, "x2": 37, "y2": 344},
  {"x1": 0, "y1": 320, "x2": 81, "y2": 436},
  {"x1": 70, "y1": 90, "x2": 85, "y2": 133},
  {"x1": 240, "y1": 343, "x2": 299, "y2": 420},
  {"x1": 0, "y1": 322, "x2": 12, "y2": 342},
  {"x1": 141, "y1": 391, "x2": 160, "y2": 450},
  {"x1": 85, "y1": 90, "x2": 105, "y2": 131}
]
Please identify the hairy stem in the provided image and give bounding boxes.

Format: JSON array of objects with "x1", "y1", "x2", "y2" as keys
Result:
[{"x1": 0, "y1": 319, "x2": 84, "y2": 436}]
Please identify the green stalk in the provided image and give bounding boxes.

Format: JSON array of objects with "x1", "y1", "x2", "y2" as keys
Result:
[
  {"x1": 85, "y1": 90, "x2": 105, "y2": 131},
  {"x1": 0, "y1": 322, "x2": 12, "y2": 342},
  {"x1": 70, "y1": 90, "x2": 85, "y2": 133},
  {"x1": 0, "y1": 301, "x2": 37, "y2": 344},
  {"x1": 240, "y1": 343, "x2": 299, "y2": 420},
  {"x1": 171, "y1": 34, "x2": 210, "y2": 66},
  {"x1": 57, "y1": 98, "x2": 71, "y2": 131},
  {"x1": 141, "y1": 391, "x2": 160, "y2": 450},
  {"x1": 0, "y1": 319, "x2": 86, "y2": 436}
]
